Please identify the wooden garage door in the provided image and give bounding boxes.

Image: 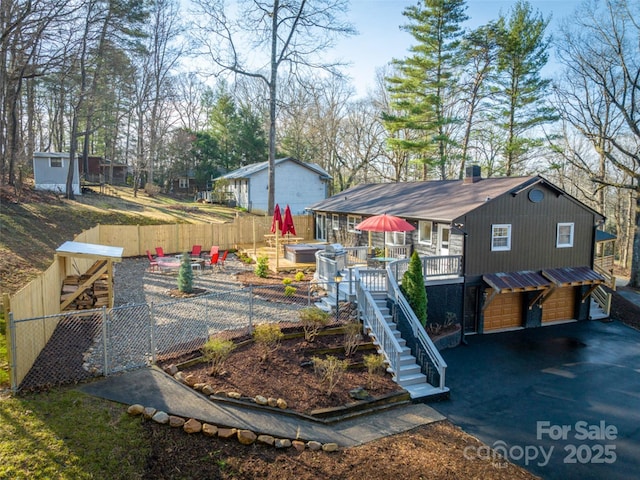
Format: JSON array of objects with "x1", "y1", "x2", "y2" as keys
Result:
[
  {"x1": 483, "y1": 291, "x2": 523, "y2": 332},
  {"x1": 542, "y1": 287, "x2": 575, "y2": 323}
]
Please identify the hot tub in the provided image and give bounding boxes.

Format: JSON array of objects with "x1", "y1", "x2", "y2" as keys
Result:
[{"x1": 284, "y1": 244, "x2": 325, "y2": 263}]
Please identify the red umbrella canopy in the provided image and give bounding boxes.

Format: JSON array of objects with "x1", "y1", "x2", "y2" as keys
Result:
[
  {"x1": 282, "y1": 205, "x2": 296, "y2": 236},
  {"x1": 355, "y1": 214, "x2": 415, "y2": 232},
  {"x1": 270, "y1": 204, "x2": 282, "y2": 234}
]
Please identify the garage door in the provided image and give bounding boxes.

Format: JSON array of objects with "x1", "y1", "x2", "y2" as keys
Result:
[
  {"x1": 483, "y1": 291, "x2": 523, "y2": 332},
  {"x1": 542, "y1": 287, "x2": 575, "y2": 323}
]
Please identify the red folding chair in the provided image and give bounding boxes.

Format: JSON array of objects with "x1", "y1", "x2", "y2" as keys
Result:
[
  {"x1": 155, "y1": 247, "x2": 165, "y2": 257},
  {"x1": 146, "y1": 250, "x2": 159, "y2": 272},
  {"x1": 206, "y1": 252, "x2": 220, "y2": 271},
  {"x1": 218, "y1": 250, "x2": 228, "y2": 271},
  {"x1": 190, "y1": 245, "x2": 202, "y2": 258}
]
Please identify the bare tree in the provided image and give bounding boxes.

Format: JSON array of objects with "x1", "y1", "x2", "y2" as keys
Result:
[{"x1": 190, "y1": 0, "x2": 354, "y2": 214}]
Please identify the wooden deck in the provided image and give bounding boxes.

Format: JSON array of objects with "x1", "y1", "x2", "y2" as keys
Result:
[{"x1": 237, "y1": 242, "x2": 323, "y2": 272}]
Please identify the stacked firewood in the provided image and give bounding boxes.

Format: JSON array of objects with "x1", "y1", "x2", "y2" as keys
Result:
[{"x1": 60, "y1": 261, "x2": 111, "y2": 310}]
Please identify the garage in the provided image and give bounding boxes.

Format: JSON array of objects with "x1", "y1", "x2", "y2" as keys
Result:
[
  {"x1": 541, "y1": 287, "x2": 575, "y2": 323},
  {"x1": 483, "y1": 291, "x2": 523, "y2": 331}
]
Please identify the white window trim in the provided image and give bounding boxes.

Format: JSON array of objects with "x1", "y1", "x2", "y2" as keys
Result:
[
  {"x1": 385, "y1": 231, "x2": 406, "y2": 246},
  {"x1": 347, "y1": 215, "x2": 361, "y2": 233},
  {"x1": 557, "y1": 222, "x2": 574, "y2": 248},
  {"x1": 419, "y1": 221, "x2": 433, "y2": 245},
  {"x1": 50, "y1": 158, "x2": 63, "y2": 168},
  {"x1": 179, "y1": 177, "x2": 189, "y2": 188},
  {"x1": 491, "y1": 224, "x2": 511, "y2": 251},
  {"x1": 332, "y1": 214, "x2": 339, "y2": 231}
]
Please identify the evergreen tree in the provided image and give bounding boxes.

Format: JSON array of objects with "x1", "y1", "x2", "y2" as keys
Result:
[
  {"x1": 401, "y1": 251, "x2": 428, "y2": 327},
  {"x1": 384, "y1": 0, "x2": 468, "y2": 180},
  {"x1": 177, "y1": 253, "x2": 194, "y2": 293},
  {"x1": 492, "y1": 0, "x2": 556, "y2": 176}
]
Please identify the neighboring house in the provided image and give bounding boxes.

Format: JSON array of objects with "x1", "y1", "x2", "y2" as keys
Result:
[
  {"x1": 168, "y1": 170, "x2": 197, "y2": 194},
  {"x1": 80, "y1": 156, "x2": 128, "y2": 185},
  {"x1": 218, "y1": 157, "x2": 332, "y2": 215},
  {"x1": 33, "y1": 152, "x2": 81, "y2": 195},
  {"x1": 308, "y1": 165, "x2": 607, "y2": 334}
]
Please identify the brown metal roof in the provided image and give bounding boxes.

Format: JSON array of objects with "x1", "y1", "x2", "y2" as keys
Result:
[
  {"x1": 307, "y1": 176, "x2": 539, "y2": 222},
  {"x1": 483, "y1": 271, "x2": 550, "y2": 293},
  {"x1": 542, "y1": 267, "x2": 604, "y2": 287}
]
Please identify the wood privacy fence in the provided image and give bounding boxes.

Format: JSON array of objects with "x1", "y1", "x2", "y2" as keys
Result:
[{"x1": 4, "y1": 215, "x2": 313, "y2": 389}]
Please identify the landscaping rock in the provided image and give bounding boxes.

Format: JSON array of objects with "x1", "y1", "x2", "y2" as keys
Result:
[
  {"x1": 292, "y1": 440, "x2": 306, "y2": 452},
  {"x1": 174, "y1": 371, "x2": 187, "y2": 384},
  {"x1": 169, "y1": 416, "x2": 185, "y2": 428},
  {"x1": 202, "y1": 424, "x2": 218, "y2": 437},
  {"x1": 349, "y1": 387, "x2": 370, "y2": 400},
  {"x1": 143, "y1": 407, "x2": 157, "y2": 419},
  {"x1": 254, "y1": 395, "x2": 268, "y2": 405},
  {"x1": 184, "y1": 374, "x2": 197, "y2": 386},
  {"x1": 202, "y1": 385, "x2": 215, "y2": 396},
  {"x1": 152, "y1": 411, "x2": 169, "y2": 424},
  {"x1": 127, "y1": 404, "x2": 144, "y2": 416},
  {"x1": 237, "y1": 430, "x2": 257, "y2": 445},
  {"x1": 217, "y1": 428, "x2": 237, "y2": 439},
  {"x1": 307, "y1": 441, "x2": 322, "y2": 451},
  {"x1": 267, "y1": 397, "x2": 278, "y2": 407},
  {"x1": 227, "y1": 391, "x2": 242, "y2": 399},
  {"x1": 257, "y1": 435, "x2": 275, "y2": 446},
  {"x1": 183, "y1": 418, "x2": 202, "y2": 434},
  {"x1": 322, "y1": 443, "x2": 339, "y2": 452},
  {"x1": 165, "y1": 364, "x2": 179, "y2": 376},
  {"x1": 276, "y1": 398, "x2": 288, "y2": 409},
  {"x1": 275, "y1": 438, "x2": 292, "y2": 449},
  {"x1": 193, "y1": 383, "x2": 206, "y2": 391}
]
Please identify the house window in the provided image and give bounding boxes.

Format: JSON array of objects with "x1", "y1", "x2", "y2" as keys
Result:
[
  {"x1": 491, "y1": 224, "x2": 511, "y2": 251},
  {"x1": 347, "y1": 215, "x2": 361, "y2": 232},
  {"x1": 332, "y1": 214, "x2": 339, "y2": 230},
  {"x1": 50, "y1": 157, "x2": 63, "y2": 168},
  {"x1": 557, "y1": 223, "x2": 574, "y2": 248},
  {"x1": 419, "y1": 221, "x2": 433, "y2": 244},
  {"x1": 179, "y1": 178, "x2": 188, "y2": 189},
  {"x1": 385, "y1": 231, "x2": 406, "y2": 245}
]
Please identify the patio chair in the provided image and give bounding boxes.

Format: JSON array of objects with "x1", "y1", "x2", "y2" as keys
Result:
[
  {"x1": 146, "y1": 250, "x2": 159, "y2": 272},
  {"x1": 218, "y1": 250, "x2": 228, "y2": 271},
  {"x1": 190, "y1": 245, "x2": 202, "y2": 258},
  {"x1": 155, "y1": 247, "x2": 165, "y2": 257},
  {"x1": 206, "y1": 252, "x2": 220, "y2": 271}
]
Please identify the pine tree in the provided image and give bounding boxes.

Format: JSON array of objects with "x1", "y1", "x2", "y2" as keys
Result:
[
  {"x1": 401, "y1": 251, "x2": 428, "y2": 327},
  {"x1": 177, "y1": 253, "x2": 194, "y2": 293},
  {"x1": 384, "y1": 0, "x2": 468, "y2": 180}
]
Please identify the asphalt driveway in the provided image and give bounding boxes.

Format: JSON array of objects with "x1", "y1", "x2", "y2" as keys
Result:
[{"x1": 433, "y1": 320, "x2": 640, "y2": 480}]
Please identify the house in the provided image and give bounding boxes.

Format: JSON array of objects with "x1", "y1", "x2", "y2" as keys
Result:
[
  {"x1": 79, "y1": 156, "x2": 128, "y2": 185},
  {"x1": 33, "y1": 152, "x2": 81, "y2": 195},
  {"x1": 218, "y1": 157, "x2": 332, "y2": 215},
  {"x1": 307, "y1": 165, "x2": 607, "y2": 334}
]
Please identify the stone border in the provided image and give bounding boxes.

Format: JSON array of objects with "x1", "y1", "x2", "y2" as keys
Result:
[{"x1": 126, "y1": 403, "x2": 339, "y2": 452}]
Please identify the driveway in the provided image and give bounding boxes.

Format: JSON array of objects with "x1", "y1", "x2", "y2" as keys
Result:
[{"x1": 433, "y1": 320, "x2": 640, "y2": 480}]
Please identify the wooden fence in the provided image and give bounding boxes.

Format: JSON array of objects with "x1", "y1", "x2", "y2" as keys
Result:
[{"x1": 3, "y1": 215, "x2": 313, "y2": 389}]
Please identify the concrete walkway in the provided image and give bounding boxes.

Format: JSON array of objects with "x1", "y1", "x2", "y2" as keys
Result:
[{"x1": 78, "y1": 366, "x2": 445, "y2": 447}]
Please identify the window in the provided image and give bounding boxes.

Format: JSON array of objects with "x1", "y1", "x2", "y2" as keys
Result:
[
  {"x1": 50, "y1": 157, "x2": 63, "y2": 168},
  {"x1": 347, "y1": 215, "x2": 361, "y2": 232},
  {"x1": 419, "y1": 221, "x2": 433, "y2": 244},
  {"x1": 491, "y1": 224, "x2": 511, "y2": 251},
  {"x1": 179, "y1": 177, "x2": 189, "y2": 189},
  {"x1": 557, "y1": 223, "x2": 574, "y2": 248},
  {"x1": 332, "y1": 214, "x2": 339, "y2": 230},
  {"x1": 385, "y1": 231, "x2": 406, "y2": 245}
]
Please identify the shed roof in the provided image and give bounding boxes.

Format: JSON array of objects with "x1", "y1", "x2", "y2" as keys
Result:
[
  {"x1": 221, "y1": 157, "x2": 331, "y2": 181},
  {"x1": 483, "y1": 271, "x2": 550, "y2": 293},
  {"x1": 307, "y1": 176, "x2": 540, "y2": 221},
  {"x1": 56, "y1": 241, "x2": 123, "y2": 262},
  {"x1": 542, "y1": 266, "x2": 604, "y2": 287}
]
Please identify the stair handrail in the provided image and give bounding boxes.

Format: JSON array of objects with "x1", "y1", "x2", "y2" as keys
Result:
[
  {"x1": 354, "y1": 270, "x2": 402, "y2": 377},
  {"x1": 386, "y1": 260, "x2": 448, "y2": 391}
]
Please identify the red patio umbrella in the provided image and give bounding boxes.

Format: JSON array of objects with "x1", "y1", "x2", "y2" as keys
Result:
[
  {"x1": 270, "y1": 204, "x2": 282, "y2": 234},
  {"x1": 281, "y1": 205, "x2": 296, "y2": 236},
  {"x1": 355, "y1": 214, "x2": 415, "y2": 233}
]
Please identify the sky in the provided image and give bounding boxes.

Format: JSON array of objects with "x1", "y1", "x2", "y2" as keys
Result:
[{"x1": 335, "y1": 0, "x2": 583, "y2": 97}]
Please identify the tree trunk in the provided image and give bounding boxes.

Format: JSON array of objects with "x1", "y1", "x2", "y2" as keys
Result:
[{"x1": 629, "y1": 188, "x2": 640, "y2": 288}]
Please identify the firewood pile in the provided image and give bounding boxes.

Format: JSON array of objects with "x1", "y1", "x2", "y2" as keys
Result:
[{"x1": 60, "y1": 260, "x2": 111, "y2": 310}]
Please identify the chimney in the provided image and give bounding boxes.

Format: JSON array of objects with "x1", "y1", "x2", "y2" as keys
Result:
[{"x1": 464, "y1": 165, "x2": 482, "y2": 184}]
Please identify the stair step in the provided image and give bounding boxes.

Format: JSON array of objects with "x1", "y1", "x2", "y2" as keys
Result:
[
  {"x1": 399, "y1": 354, "x2": 417, "y2": 366},
  {"x1": 397, "y1": 372, "x2": 427, "y2": 387},
  {"x1": 398, "y1": 364, "x2": 421, "y2": 376},
  {"x1": 404, "y1": 383, "x2": 449, "y2": 400}
]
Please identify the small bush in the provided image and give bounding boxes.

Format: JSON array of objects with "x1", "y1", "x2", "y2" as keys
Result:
[
  {"x1": 312, "y1": 355, "x2": 348, "y2": 396},
  {"x1": 343, "y1": 321, "x2": 362, "y2": 357},
  {"x1": 252, "y1": 323, "x2": 283, "y2": 361},
  {"x1": 201, "y1": 338, "x2": 236, "y2": 376},
  {"x1": 363, "y1": 353, "x2": 386, "y2": 388},
  {"x1": 282, "y1": 277, "x2": 293, "y2": 285},
  {"x1": 177, "y1": 253, "x2": 193, "y2": 293},
  {"x1": 284, "y1": 285, "x2": 297, "y2": 297},
  {"x1": 294, "y1": 271, "x2": 305, "y2": 281},
  {"x1": 254, "y1": 256, "x2": 269, "y2": 278},
  {"x1": 299, "y1": 307, "x2": 330, "y2": 342},
  {"x1": 144, "y1": 182, "x2": 161, "y2": 197}
]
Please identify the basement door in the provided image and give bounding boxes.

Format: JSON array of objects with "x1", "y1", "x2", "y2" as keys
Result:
[
  {"x1": 483, "y1": 290, "x2": 524, "y2": 332},
  {"x1": 542, "y1": 287, "x2": 576, "y2": 323}
]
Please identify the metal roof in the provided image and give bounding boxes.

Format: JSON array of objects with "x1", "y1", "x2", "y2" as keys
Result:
[
  {"x1": 542, "y1": 266, "x2": 604, "y2": 286},
  {"x1": 307, "y1": 176, "x2": 539, "y2": 221},
  {"x1": 483, "y1": 271, "x2": 550, "y2": 293},
  {"x1": 220, "y1": 157, "x2": 331, "y2": 180}
]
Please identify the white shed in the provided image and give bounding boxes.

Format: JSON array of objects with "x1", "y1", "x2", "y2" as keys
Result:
[
  {"x1": 220, "y1": 157, "x2": 331, "y2": 215},
  {"x1": 33, "y1": 152, "x2": 81, "y2": 195}
]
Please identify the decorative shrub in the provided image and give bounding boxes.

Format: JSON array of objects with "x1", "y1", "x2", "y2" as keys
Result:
[
  {"x1": 284, "y1": 286, "x2": 297, "y2": 297},
  {"x1": 363, "y1": 353, "x2": 386, "y2": 388},
  {"x1": 177, "y1": 253, "x2": 194, "y2": 293},
  {"x1": 254, "y1": 256, "x2": 269, "y2": 278},
  {"x1": 343, "y1": 321, "x2": 362, "y2": 357},
  {"x1": 282, "y1": 277, "x2": 293, "y2": 285},
  {"x1": 299, "y1": 307, "x2": 330, "y2": 342},
  {"x1": 311, "y1": 355, "x2": 348, "y2": 396},
  {"x1": 201, "y1": 338, "x2": 236, "y2": 376},
  {"x1": 144, "y1": 182, "x2": 161, "y2": 197},
  {"x1": 294, "y1": 271, "x2": 305, "y2": 281},
  {"x1": 252, "y1": 323, "x2": 283, "y2": 361},
  {"x1": 401, "y1": 251, "x2": 427, "y2": 326}
]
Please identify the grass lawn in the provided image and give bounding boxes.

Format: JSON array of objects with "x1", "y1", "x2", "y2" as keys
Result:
[{"x1": 0, "y1": 388, "x2": 148, "y2": 479}]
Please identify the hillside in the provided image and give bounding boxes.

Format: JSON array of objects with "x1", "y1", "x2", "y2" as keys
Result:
[{"x1": 0, "y1": 183, "x2": 247, "y2": 297}]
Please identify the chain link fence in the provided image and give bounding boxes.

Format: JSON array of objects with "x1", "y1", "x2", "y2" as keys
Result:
[{"x1": 10, "y1": 281, "x2": 351, "y2": 392}]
